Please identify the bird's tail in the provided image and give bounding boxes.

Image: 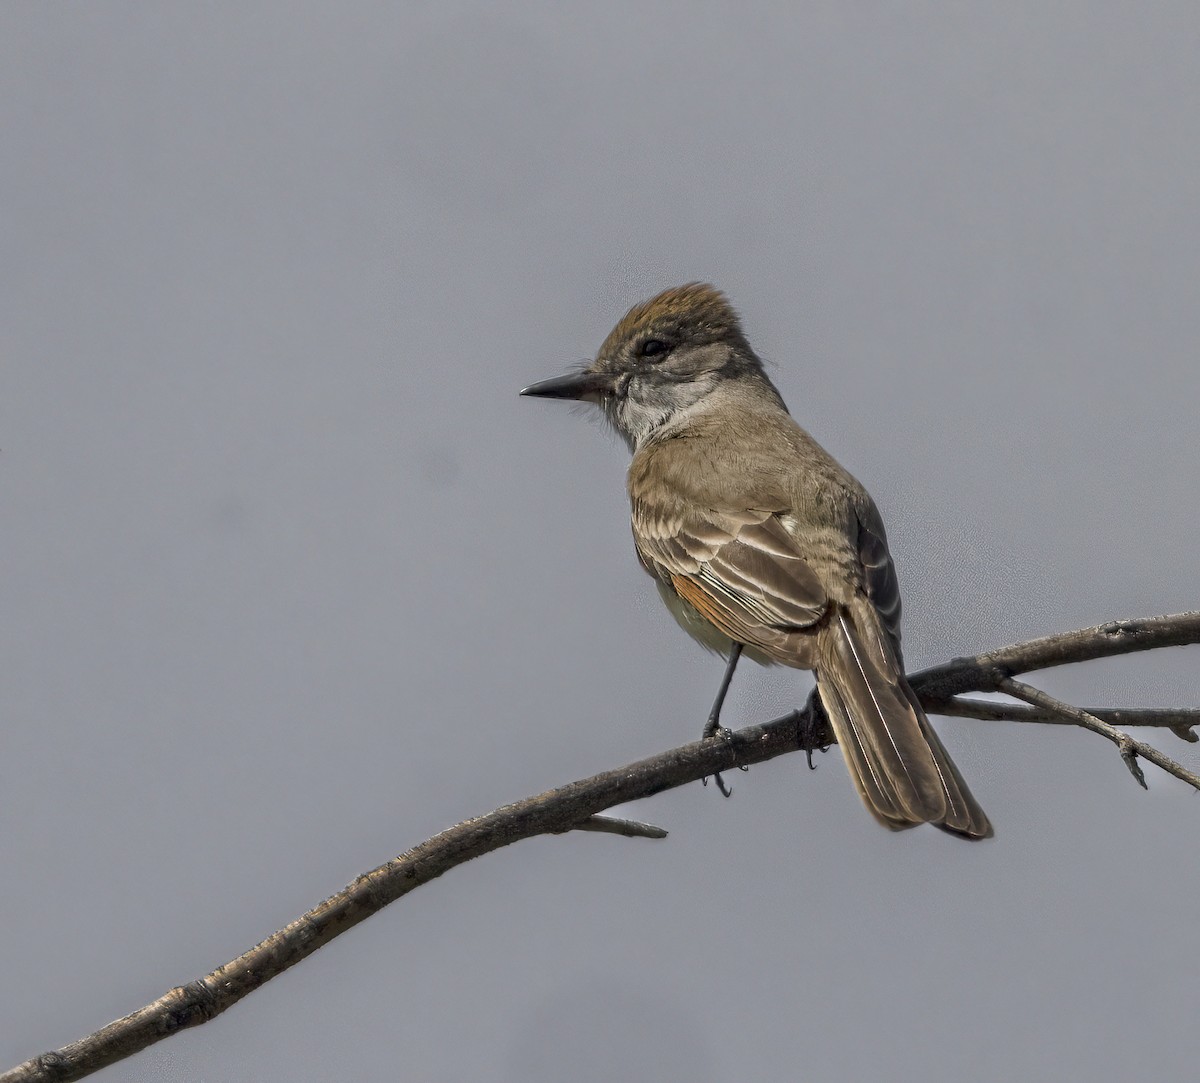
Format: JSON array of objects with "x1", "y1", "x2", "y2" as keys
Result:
[{"x1": 815, "y1": 598, "x2": 992, "y2": 839}]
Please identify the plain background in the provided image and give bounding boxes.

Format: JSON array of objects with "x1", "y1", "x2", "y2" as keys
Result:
[{"x1": 3, "y1": 4, "x2": 1198, "y2": 1081}]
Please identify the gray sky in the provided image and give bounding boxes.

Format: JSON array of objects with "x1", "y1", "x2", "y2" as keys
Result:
[{"x1": 3, "y1": 4, "x2": 1198, "y2": 1081}]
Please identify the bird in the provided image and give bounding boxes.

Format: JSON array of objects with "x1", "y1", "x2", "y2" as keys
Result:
[{"x1": 520, "y1": 283, "x2": 992, "y2": 839}]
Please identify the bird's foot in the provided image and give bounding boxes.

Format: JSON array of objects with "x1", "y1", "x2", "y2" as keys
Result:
[
  {"x1": 793, "y1": 701, "x2": 830, "y2": 771},
  {"x1": 701, "y1": 722, "x2": 749, "y2": 797}
]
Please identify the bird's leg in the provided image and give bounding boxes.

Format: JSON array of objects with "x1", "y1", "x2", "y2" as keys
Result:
[
  {"x1": 702, "y1": 642, "x2": 743, "y2": 740},
  {"x1": 701, "y1": 643, "x2": 746, "y2": 797}
]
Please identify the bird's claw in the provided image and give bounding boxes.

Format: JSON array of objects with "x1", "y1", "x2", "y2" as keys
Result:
[
  {"x1": 703, "y1": 771, "x2": 734, "y2": 797},
  {"x1": 794, "y1": 704, "x2": 829, "y2": 770},
  {"x1": 701, "y1": 724, "x2": 748, "y2": 796}
]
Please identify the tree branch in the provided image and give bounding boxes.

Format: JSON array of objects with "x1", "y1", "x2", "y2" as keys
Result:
[{"x1": 4, "y1": 611, "x2": 1197, "y2": 1083}]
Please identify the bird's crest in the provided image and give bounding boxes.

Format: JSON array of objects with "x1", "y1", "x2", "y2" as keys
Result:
[{"x1": 599, "y1": 283, "x2": 748, "y2": 359}]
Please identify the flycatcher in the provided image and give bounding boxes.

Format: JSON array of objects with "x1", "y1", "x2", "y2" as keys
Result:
[{"x1": 521, "y1": 283, "x2": 991, "y2": 839}]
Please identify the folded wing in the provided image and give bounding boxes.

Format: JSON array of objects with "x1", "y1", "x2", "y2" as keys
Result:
[{"x1": 633, "y1": 505, "x2": 827, "y2": 661}]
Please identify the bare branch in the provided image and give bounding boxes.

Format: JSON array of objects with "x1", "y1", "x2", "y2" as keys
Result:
[
  {"x1": 4, "y1": 612, "x2": 1197, "y2": 1083},
  {"x1": 932, "y1": 697, "x2": 1200, "y2": 742},
  {"x1": 0, "y1": 724, "x2": 792, "y2": 1083}
]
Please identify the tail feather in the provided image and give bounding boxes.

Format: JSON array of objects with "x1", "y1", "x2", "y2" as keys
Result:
[
  {"x1": 905, "y1": 684, "x2": 993, "y2": 839},
  {"x1": 816, "y1": 600, "x2": 992, "y2": 840}
]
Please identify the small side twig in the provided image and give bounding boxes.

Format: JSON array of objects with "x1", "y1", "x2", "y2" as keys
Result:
[
  {"x1": 566, "y1": 815, "x2": 668, "y2": 838},
  {"x1": 998, "y1": 677, "x2": 1200, "y2": 792}
]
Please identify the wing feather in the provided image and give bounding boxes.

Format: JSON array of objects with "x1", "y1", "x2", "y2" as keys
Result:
[
  {"x1": 634, "y1": 503, "x2": 827, "y2": 663},
  {"x1": 854, "y1": 498, "x2": 903, "y2": 650}
]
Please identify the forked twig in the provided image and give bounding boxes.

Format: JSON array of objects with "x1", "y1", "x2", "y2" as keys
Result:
[{"x1": 997, "y1": 677, "x2": 1200, "y2": 791}]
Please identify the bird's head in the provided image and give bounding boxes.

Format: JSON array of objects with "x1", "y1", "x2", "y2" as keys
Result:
[{"x1": 521, "y1": 283, "x2": 778, "y2": 450}]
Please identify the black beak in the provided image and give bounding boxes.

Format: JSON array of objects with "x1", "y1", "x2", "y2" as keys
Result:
[{"x1": 519, "y1": 370, "x2": 615, "y2": 401}]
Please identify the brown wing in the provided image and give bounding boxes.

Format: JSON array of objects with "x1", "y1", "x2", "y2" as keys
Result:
[{"x1": 634, "y1": 503, "x2": 828, "y2": 662}]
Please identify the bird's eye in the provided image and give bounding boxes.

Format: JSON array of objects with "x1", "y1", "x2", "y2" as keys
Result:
[{"x1": 639, "y1": 339, "x2": 668, "y2": 358}]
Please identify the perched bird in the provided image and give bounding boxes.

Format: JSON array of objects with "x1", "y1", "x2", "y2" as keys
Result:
[{"x1": 521, "y1": 284, "x2": 991, "y2": 838}]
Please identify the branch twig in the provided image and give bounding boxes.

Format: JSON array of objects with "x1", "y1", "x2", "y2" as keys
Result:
[
  {"x1": 566, "y1": 814, "x2": 668, "y2": 838},
  {"x1": 4, "y1": 611, "x2": 1197, "y2": 1083},
  {"x1": 997, "y1": 677, "x2": 1200, "y2": 791}
]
